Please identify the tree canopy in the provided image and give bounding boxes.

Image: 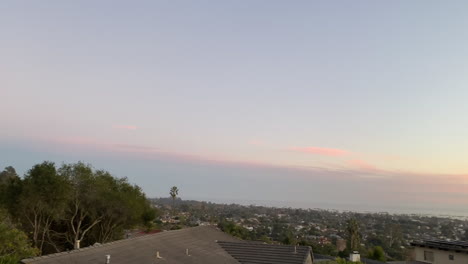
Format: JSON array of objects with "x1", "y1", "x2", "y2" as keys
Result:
[
  {"x1": 0, "y1": 162, "x2": 157, "y2": 258},
  {"x1": 0, "y1": 166, "x2": 18, "y2": 185},
  {"x1": 0, "y1": 209, "x2": 38, "y2": 264},
  {"x1": 368, "y1": 246, "x2": 386, "y2": 262}
]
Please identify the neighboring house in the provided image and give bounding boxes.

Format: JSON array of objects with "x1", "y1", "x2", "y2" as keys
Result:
[
  {"x1": 21, "y1": 226, "x2": 313, "y2": 264},
  {"x1": 411, "y1": 239, "x2": 468, "y2": 264},
  {"x1": 219, "y1": 241, "x2": 313, "y2": 264}
]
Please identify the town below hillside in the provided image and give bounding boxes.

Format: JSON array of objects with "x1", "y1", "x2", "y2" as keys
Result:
[
  {"x1": 151, "y1": 197, "x2": 468, "y2": 261},
  {"x1": 2, "y1": 163, "x2": 467, "y2": 264}
]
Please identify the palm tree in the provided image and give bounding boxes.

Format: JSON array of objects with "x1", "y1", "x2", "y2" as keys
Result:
[
  {"x1": 170, "y1": 186, "x2": 179, "y2": 217},
  {"x1": 347, "y1": 219, "x2": 361, "y2": 251}
]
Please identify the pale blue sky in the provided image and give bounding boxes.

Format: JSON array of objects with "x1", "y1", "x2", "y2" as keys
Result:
[{"x1": 2, "y1": 1, "x2": 468, "y2": 215}]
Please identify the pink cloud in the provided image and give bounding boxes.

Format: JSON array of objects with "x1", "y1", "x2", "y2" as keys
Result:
[
  {"x1": 46, "y1": 137, "x2": 287, "y2": 171},
  {"x1": 289, "y1": 146, "x2": 349, "y2": 156},
  {"x1": 112, "y1": 125, "x2": 138, "y2": 130},
  {"x1": 24, "y1": 137, "x2": 468, "y2": 207},
  {"x1": 348, "y1": 159, "x2": 377, "y2": 171}
]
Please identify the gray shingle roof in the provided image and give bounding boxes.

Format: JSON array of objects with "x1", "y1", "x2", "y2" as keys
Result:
[
  {"x1": 22, "y1": 226, "x2": 240, "y2": 264},
  {"x1": 313, "y1": 253, "x2": 336, "y2": 262},
  {"x1": 218, "y1": 241, "x2": 312, "y2": 264},
  {"x1": 22, "y1": 226, "x2": 314, "y2": 264}
]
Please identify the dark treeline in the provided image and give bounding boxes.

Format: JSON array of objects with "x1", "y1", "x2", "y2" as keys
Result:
[{"x1": 0, "y1": 162, "x2": 156, "y2": 263}]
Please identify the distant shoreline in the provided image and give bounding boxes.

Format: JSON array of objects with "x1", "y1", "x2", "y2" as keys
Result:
[{"x1": 159, "y1": 196, "x2": 468, "y2": 220}]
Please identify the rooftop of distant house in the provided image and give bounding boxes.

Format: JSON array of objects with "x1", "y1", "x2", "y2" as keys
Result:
[
  {"x1": 219, "y1": 240, "x2": 312, "y2": 264},
  {"x1": 411, "y1": 239, "x2": 468, "y2": 254}
]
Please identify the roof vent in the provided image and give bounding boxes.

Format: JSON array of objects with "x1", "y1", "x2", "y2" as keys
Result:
[
  {"x1": 186, "y1": 248, "x2": 191, "y2": 256},
  {"x1": 105, "y1": 254, "x2": 111, "y2": 264},
  {"x1": 156, "y1": 251, "x2": 162, "y2": 259}
]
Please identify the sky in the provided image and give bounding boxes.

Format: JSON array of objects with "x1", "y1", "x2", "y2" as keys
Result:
[{"x1": 2, "y1": 0, "x2": 468, "y2": 216}]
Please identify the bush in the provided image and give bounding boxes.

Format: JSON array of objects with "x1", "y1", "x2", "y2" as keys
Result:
[{"x1": 0, "y1": 210, "x2": 39, "y2": 263}]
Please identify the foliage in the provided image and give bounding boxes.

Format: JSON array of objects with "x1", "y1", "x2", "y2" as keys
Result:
[
  {"x1": 0, "y1": 209, "x2": 39, "y2": 264},
  {"x1": 440, "y1": 224, "x2": 454, "y2": 239},
  {"x1": 299, "y1": 240, "x2": 338, "y2": 256},
  {"x1": 346, "y1": 219, "x2": 361, "y2": 251},
  {"x1": 17, "y1": 162, "x2": 69, "y2": 253},
  {"x1": 384, "y1": 223, "x2": 403, "y2": 248},
  {"x1": 218, "y1": 220, "x2": 253, "y2": 240},
  {"x1": 0, "y1": 169, "x2": 21, "y2": 213},
  {"x1": 0, "y1": 162, "x2": 157, "y2": 258},
  {"x1": 170, "y1": 186, "x2": 179, "y2": 199},
  {"x1": 368, "y1": 246, "x2": 386, "y2": 261},
  {"x1": 0, "y1": 167, "x2": 18, "y2": 185},
  {"x1": 170, "y1": 186, "x2": 179, "y2": 216},
  {"x1": 338, "y1": 249, "x2": 350, "y2": 258}
]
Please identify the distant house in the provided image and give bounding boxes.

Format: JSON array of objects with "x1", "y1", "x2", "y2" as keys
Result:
[
  {"x1": 22, "y1": 226, "x2": 313, "y2": 264},
  {"x1": 219, "y1": 241, "x2": 313, "y2": 264},
  {"x1": 411, "y1": 239, "x2": 468, "y2": 264},
  {"x1": 336, "y1": 238, "x2": 347, "y2": 251}
]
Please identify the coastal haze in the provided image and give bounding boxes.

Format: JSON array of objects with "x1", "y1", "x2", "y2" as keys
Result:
[{"x1": 2, "y1": 1, "x2": 468, "y2": 217}]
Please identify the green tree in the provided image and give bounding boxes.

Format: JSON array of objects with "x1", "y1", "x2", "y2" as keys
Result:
[
  {"x1": 17, "y1": 162, "x2": 69, "y2": 254},
  {"x1": 368, "y1": 246, "x2": 386, "y2": 262},
  {"x1": 88, "y1": 170, "x2": 157, "y2": 241},
  {"x1": 59, "y1": 162, "x2": 103, "y2": 249},
  {"x1": 0, "y1": 210, "x2": 39, "y2": 264},
  {"x1": 1, "y1": 161, "x2": 161, "y2": 256},
  {"x1": 58, "y1": 163, "x2": 157, "y2": 247},
  {"x1": 0, "y1": 167, "x2": 22, "y2": 213},
  {"x1": 346, "y1": 219, "x2": 361, "y2": 251},
  {"x1": 440, "y1": 224, "x2": 454, "y2": 238},
  {"x1": 300, "y1": 241, "x2": 338, "y2": 256},
  {"x1": 141, "y1": 207, "x2": 157, "y2": 231},
  {"x1": 217, "y1": 220, "x2": 252, "y2": 240},
  {"x1": 0, "y1": 166, "x2": 18, "y2": 185},
  {"x1": 385, "y1": 223, "x2": 403, "y2": 249},
  {"x1": 170, "y1": 186, "x2": 179, "y2": 216}
]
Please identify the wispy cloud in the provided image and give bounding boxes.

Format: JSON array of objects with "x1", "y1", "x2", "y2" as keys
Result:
[
  {"x1": 289, "y1": 146, "x2": 349, "y2": 156},
  {"x1": 112, "y1": 125, "x2": 138, "y2": 130},
  {"x1": 22, "y1": 136, "x2": 468, "y2": 200},
  {"x1": 34, "y1": 137, "x2": 468, "y2": 186},
  {"x1": 347, "y1": 159, "x2": 377, "y2": 171}
]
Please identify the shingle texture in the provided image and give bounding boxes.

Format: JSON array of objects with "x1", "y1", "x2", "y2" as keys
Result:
[
  {"x1": 22, "y1": 226, "x2": 314, "y2": 264},
  {"x1": 218, "y1": 241, "x2": 312, "y2": 264},
  {"x1": 21, "y1": 226, "x2": 240, "y2": 264}
]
